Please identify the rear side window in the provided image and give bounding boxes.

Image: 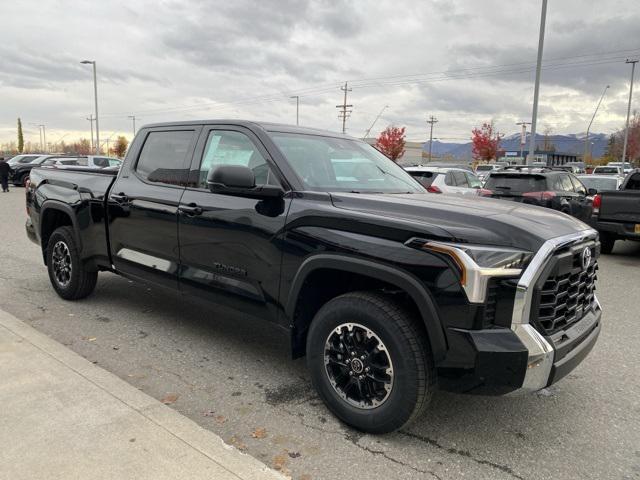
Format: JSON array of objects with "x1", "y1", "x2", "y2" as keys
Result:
[
  {"x1": 484, "y1": 175, "x2": 547, "y2": 192},
  {"x1": 136, "y1": 130, "x2": 195, "y2": 185},
  {"x1": 559, "y1": 175, "x2": 574, "y2": 192},
  {"x1": 452, "y1": 171, "x2": 469, "y2": 187},
  {"x1": 626, "y1": 173, "x2": 640, "y2": 190},
  {"x1": 408, "y1": 171, "x2": 439, "y2": 187},
  {"x1": 93, "y1": 157, "x2": 110, "y2": 167}
]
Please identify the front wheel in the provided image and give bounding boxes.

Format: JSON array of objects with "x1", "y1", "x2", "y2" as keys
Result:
[
  {"x1": 306, "y1": 291, "x2": 434, "y2": 433},
  {"x1": 46, "y1": 226, "x2": 98, "y2": 300}
]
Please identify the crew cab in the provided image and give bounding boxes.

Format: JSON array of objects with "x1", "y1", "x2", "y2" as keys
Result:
[
  {"x1": 479, "y1": 169, "x2": 594, "y2": 222},
  {"x1": 25, "y1": 121, "x2": 602, "y2": 433},
  {"x1": 589, "y1": 169, "x2": 640, "y2": 253}
]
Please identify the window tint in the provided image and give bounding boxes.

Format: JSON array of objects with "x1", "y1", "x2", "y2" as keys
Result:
[
  {"x1": 570, "y1": 176, "x2": 586, "y2": 195},
  {"x1": 194, "y1": 130, "x2": 278, "y2": 189},
  {"x1": 408, "y1": 171, "x2": 440, "y2": 187},
  {"x1": 466, "y1": 172, "x2": 483, "y2": 188},
  {"x1": 444, "y1": 172, "x2": 455, "y2": 186},
  {"x1": 559, "y1": 174, "x2": 574, "y2": 192},
  {"x1": 452, "y1": 170, "x2": 469, "y2": 187},
  {"x1": 93, "y1": 157, "x2": 110, "y2": 167},
  {"x1": 484, "y1": 175, "x2": 547, "y2": 192},
  {"x1": 136, "y1": 130, "x2": 194, "y2": 185},
  {"x1": 626, "y1": 173, "x2": 640, "y2": 190}
]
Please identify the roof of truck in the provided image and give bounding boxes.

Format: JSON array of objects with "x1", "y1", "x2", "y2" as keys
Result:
[{"x1": 141, "y1": 120, "x2": 350, "y2": 139}]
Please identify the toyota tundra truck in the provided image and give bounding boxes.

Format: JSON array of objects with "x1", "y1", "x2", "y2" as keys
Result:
[{"x1": 25, "y1": 121, "x2": 602, "y2": 433}]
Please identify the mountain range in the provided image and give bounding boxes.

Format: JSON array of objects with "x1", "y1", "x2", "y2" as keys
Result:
[{"x1": 427, "y1": 132, "x2": 609, "y2": 159}]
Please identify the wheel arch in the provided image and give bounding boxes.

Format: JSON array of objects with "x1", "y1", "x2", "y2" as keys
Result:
[
  {"x1": 286, "y1": 254, "x2": 447, "y2": 362},
  {"x1": 40, "y1": 201, "x2": 82, "y2": 264}
]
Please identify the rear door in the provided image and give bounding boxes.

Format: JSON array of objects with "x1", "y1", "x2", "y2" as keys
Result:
[
  {"x1": 569, "y1": 175, "x2": 592, "y2": 221},
  {"x1": 178, "y1": 125, "x2": 290, "y2": 321},
  {"x1": 108, "y1": 126, "x2": 200, "y2": 289}
]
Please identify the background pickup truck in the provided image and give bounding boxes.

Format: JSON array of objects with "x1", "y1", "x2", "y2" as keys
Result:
[
  {"x1": 25, "y1": 120, "x2": 602, "y2": 433},
  {"x1": 590, "y1": 169, "x2": 640, "y2": 253}
]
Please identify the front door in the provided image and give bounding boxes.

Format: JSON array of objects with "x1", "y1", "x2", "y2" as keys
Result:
[
  {"x1": 178, "y1": 126, "x2": 290, "y2": 321},
  {"x1": 108, "y1": 127, "x2": 199, "y2": 289}
]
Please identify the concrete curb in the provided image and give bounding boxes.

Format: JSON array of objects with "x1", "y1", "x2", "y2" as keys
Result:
[{"x1": 0, "y1": 309, "x2": 287, "y2": 480}]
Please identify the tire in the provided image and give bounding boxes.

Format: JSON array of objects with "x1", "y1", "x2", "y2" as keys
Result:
[
  {"x1": 600, "y1": 234, "x2": 616, "y2": 255},
  {"x1": 306, "y1": 291, "x2": 434, "y2": 434},
  {"x1": 46, "y1": 226, "x2": 98, "y2": 300},
  {"x1": 22, "y1": 174, "x2": 30, "y2": 187}
]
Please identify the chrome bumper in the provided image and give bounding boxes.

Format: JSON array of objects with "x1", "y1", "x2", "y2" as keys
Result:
[{"x1": 510, "y1": 229, "x2": 600, "y2": 392}]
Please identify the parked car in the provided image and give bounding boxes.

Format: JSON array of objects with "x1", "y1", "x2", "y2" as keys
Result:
[
  {"x1": 9, "y1": 155, "x2": 65, "y2": 186},
  {"x1": 474, "y1": 163, "x2": 503, "y2": 181},
  {"x1": 480, "y1": 170, "x2": 594, "y2": 222},
  {"x1": 607, "y1": 161, "x2": 633, "y2": 175},
  {"x1": 576, "y1": 175, "x2": 624, "y2": 197},
  {"x1": 7, "y1": 154, "x2": 42, "y2": 166},
  {"x1": 592, "y1": 165, "x2": 624, "y2": 176},
  {"x1": 42, "y1": 155, "x2": 122, "y2": 168},
  {"x1": 25, "y1": 120, "x2": 602, "y2": 434},
  {"x1": 565, "y1": 161, "x2": 586, "y2": 174},
  {"x1": 587, "y1": 169, "x2": 640, "y2": 253},
  {"x1": 405, "y1": 166, "x2": 482, "y2": 195}
]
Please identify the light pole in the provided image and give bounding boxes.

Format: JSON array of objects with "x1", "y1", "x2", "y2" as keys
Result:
[
  {"x1": 362, "y1": 105, "x2": 389, "y2": 139},
  {"x1": 290, "y1": 96, "x2": 299, "y2": 126},
  {"x1": 87, "y1": 114, "x2": 95, "y2": 151},
  {"x1": 81, "y1": 60, "x2": 99, "y2": 154},
  {"x1": 527, "y1": 0, "x2": 548, "y2": 165},
  {"x1": 128, "y1": 115, "x2": 136, "y2": 136},
  {"x1": 622, "y1": 59, "x2": 638, "y2": 166},
  {"x1": 516, "y1": 121, "x2": 531, "y2": 160},
  {"x1": 584, "y1": 85, "x2": 609, "y2": 162},
  {"x1": 30, "y1": 123, "x2": 45, "y2": 152}
]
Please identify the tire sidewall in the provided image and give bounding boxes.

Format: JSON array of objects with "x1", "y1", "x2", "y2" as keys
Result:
[
  {"x1": 307, "y1": 295, "x2": 426, "y2": 433},
  {"x1": 47, "y1": 228, "x2": 82, "y2": 299}
]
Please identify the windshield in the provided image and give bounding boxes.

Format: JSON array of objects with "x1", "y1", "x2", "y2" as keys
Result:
[
  {"x1": 577, "y1": 176, "x2": 618, "y2": 191},
  {"x1": 269, "y1": 133, "x2": 424, "y2": 193},
  {"x1": 484, "y1": 174, "x2": 547, "y2": 192}
]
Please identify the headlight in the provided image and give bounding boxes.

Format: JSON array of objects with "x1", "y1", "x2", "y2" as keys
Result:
[{"x1": 407, "y1": 239, "x2": 532, "y2": 303}]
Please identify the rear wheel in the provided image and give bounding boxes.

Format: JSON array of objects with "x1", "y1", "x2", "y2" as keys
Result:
[
  {"x1": 306, "y1": 291, "x2": 434, "y2": 433},
  {"x1": 600, "y1": 234, "x2": 616, "y2": 254},
  {"x1": 46, "y1": 226, "x2": 98, "y2": 300}
]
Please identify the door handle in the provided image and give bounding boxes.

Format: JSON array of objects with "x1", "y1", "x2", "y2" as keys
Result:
[
  {"x1": 111, "y1": 193, "x2": 129, "y2": 204},
  {"x1": 179, "y1": 204, "x2": 203, "y2": 216}
]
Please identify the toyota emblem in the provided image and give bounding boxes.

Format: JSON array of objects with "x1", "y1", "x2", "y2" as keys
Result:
[{"x1": 581, "y1": 247, "x2": 592, "y2": 270}]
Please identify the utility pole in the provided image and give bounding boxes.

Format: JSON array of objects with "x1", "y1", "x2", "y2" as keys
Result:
[
  {"x1": 622, "y1": 59, "x2": 638, "y2": 166},
  {"x1": 527, "y1": 0, "x2": 548, "y2": 165},
  {"x1": 42, "y1": 125, "x2": 46, "y2": 153},
  {"x1": 516, "y1": 122, "x2": 531, "y2": 160},
  {"x1": 81, "y1": 60, "x2": 99, "y2": 154},
  {"x1": 584, "y1": 85, "x2": 609, "y2": 162},
  {"x1": 336, "y1": 82, "x2": 353, "y2": 134},
  {"x1": 128, "y1": 115, "x2": 137, "y2": 136},
  {"x1": 87, "y1": 114, "x2": 95, "y2": 151},
  {"x1": 32, "y1": 124, "x2": 43, "y2": 152},
  {"x1": 427, "y1": 116, "x2": 438, "y2": 162},
  {"x1": 290, "y1": 96, "x2": 299, "y2": 126}
]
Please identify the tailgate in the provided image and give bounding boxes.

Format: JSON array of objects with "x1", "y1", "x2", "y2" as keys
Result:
[{"x1": 599, "y1": 191, "x2": 640, "y2": 223}]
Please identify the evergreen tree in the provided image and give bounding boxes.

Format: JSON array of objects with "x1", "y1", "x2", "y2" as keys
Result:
[{"x1": 17, "y1": 118, "x2": 24, "y2": 153}]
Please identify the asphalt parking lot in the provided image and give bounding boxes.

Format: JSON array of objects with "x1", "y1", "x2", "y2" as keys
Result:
[{"x1": 1, "y1": 187, "x2": 639, "y2": 480}]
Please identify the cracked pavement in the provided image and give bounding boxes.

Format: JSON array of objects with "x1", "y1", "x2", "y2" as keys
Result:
[{"x1": 1, "y1": 188, "x2": 639, "y2": 479}]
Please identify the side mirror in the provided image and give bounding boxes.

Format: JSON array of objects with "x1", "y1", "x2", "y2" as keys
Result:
[
  {"x1": 587, "y1": 188, "x2": 598, "y2": 196},
  {"x1": 207, "y1": 165, "x2": 283, "y2": 199}
]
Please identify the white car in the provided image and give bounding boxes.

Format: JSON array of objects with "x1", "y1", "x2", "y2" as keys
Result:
[
  {"x1": 576, "y1": 175, "x2": 624, "y2": 196},
  {"x1": 592, "y1": 165, "x2": 623, "y2": 176},
  {"x1": 405, "y1": 166, "x2": 483, "y2": 195},
  {"x1": 474, "y1": 164, "x2": 503, "y2": 181},
  {"x1": 607, "y1": 161, "x2": 633, "y2": 174},
  {"x1": 41, "y1": 155, "x2": 122, "y2": 168}
]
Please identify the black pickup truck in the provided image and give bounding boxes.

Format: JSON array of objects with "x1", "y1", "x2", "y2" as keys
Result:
[
  {"x1": 589, "y1": 169, "x2": 640, "y2": 253},
  {"x1": 25, "y1": 121, "x2": 602, "y2": 433}
]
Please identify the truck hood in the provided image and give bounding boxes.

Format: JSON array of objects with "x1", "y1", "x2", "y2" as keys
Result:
[{"x1": 330, "y1": 192, "x2": 593, "y2": 251}]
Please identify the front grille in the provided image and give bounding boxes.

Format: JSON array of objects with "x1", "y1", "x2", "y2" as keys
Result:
[{"x1": 533, "y1": 243, "x2": 598, "y2": 336}]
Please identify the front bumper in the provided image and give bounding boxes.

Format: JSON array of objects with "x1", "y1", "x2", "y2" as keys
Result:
[
  {"x1": 439, "y1": 229, "x2": 602, "y2": 394},
  {"x1": 25, "y1": 218, "x2": 39, "y2": 246}
]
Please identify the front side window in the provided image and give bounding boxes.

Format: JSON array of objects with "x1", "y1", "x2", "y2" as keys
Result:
[
  {"x1": 570, "y1": 176, "x2": 586, "y2": 195},
  {"x1": 466, "y1": 172, "x2": 483, "y2": 188},
  {"x1": 194, "y1": 130, "x2": 279, "y2": 189},
  {"x1": 93, "y1": 157, "x2": 109, "y2": 167},
  {"x1": 560, "y1": 174, "x2": 575, "y2": 192},
  {"x1": 270, "y1": 133, "x2": 423, "y2": 193},
  {"x1": 452, "y1": 171, "x2": 469, "y2": 187},
  {"x1": 136, "y1": 130, "x2": 195, "y2": 185},
  {"x1": 108, "y1": 158, "x2": 122, "y2": 167}
]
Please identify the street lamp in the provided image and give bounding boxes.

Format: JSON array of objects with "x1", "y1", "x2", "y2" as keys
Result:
[
  {"x1": 584, "y1": 85, "x2": 609, "y2": 162},
  {"x1": 81, "y1": 60, "x2": 99, "y2": 154},
  {"x1": 290, "y1": 96, "x2": 299, "y2": 126},
  {"x1": 527, "y1": 0, "x2": 548, "y2": 165}
]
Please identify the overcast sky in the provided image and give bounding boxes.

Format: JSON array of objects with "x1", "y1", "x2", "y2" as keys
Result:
[{"x1": 1, "y1": 0, "x2": 638, "y2": 147}]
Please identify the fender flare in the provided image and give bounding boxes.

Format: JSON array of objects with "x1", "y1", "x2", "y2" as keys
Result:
[
  {"x1": 40, "y1": 200, "x2": 83, "y2": 255},
  {"x1": 286, "y1": 254, "x2": 447, "y2": 361}
]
